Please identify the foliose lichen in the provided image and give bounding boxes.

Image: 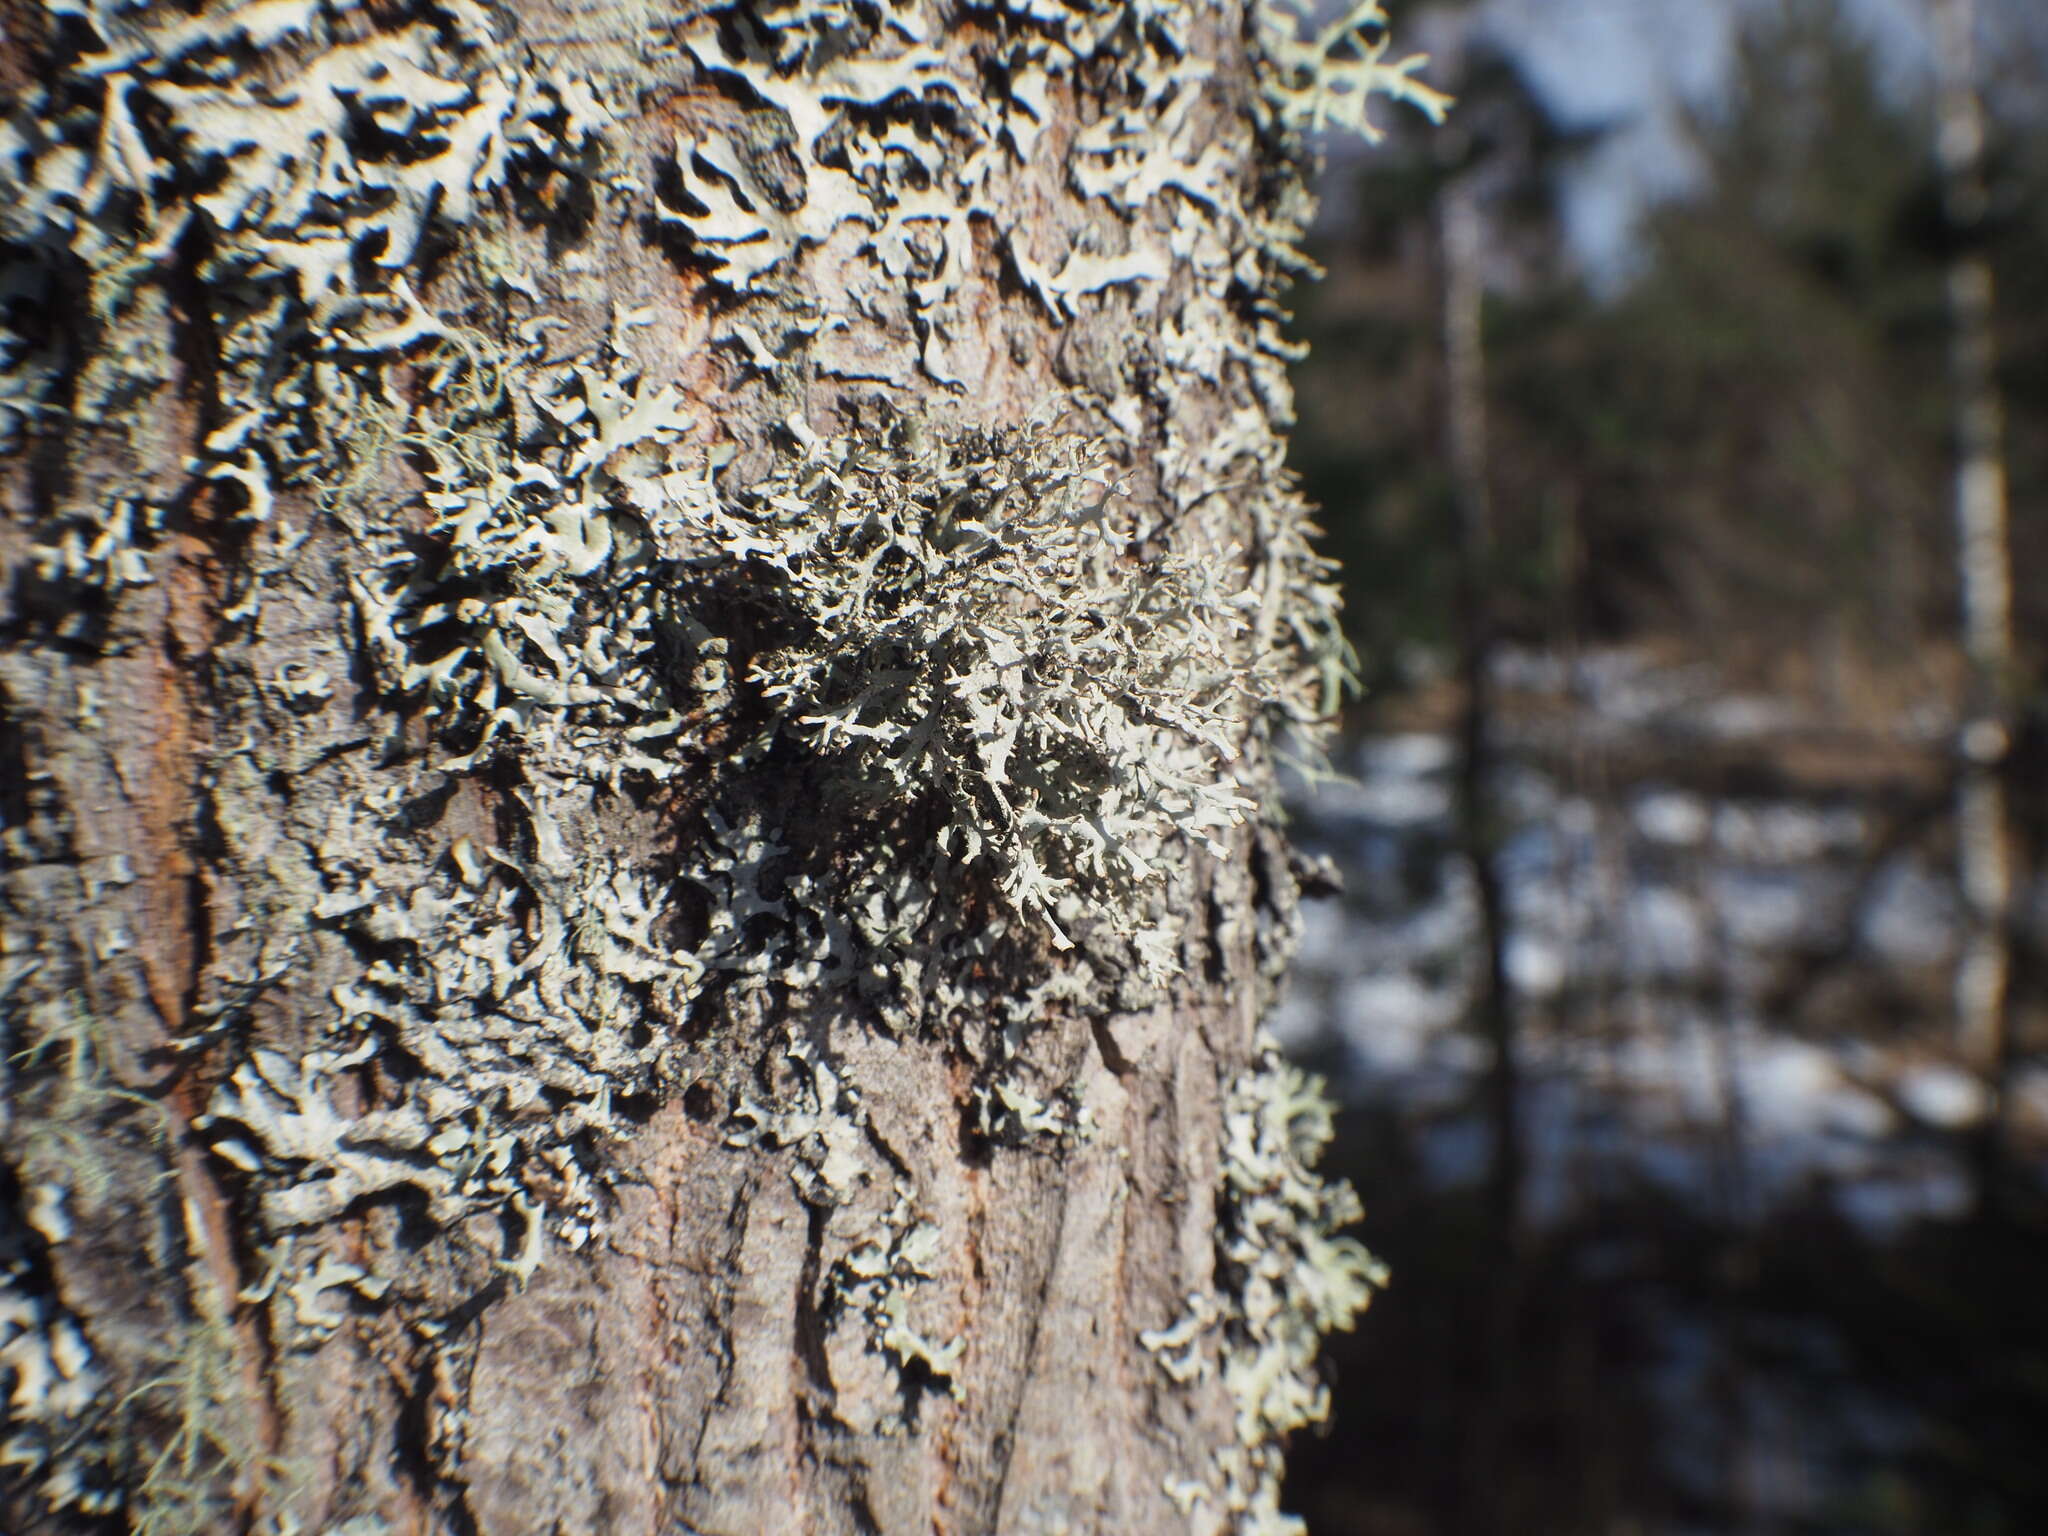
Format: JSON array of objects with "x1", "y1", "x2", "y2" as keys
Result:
[{"x1": 1145, "y1": 1043, "x2": 1388, "y2": 1533}]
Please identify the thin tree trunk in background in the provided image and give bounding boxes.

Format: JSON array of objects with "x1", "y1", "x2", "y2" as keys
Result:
[
  {"x1": 1441, "y1": 165, "x2": 1520, "y2": 1248},
  {"x1": 1441, "y1": 146, "x2": 1522, "y2": 1536},
  {"x1": 1932, "y1": 0, "x2": 2018, "y2": 1220},
  {"x1": 0, "y1": 6, "x2": 1442, "y2": 1532}
]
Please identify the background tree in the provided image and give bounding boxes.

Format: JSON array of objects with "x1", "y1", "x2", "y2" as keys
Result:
[
  {"x1": 1933, "y1": 0, "x2": 2020, "y2": 1218},
  {"x1": 0, "y1": 3, "x2": 1445, "y2": 1533}
]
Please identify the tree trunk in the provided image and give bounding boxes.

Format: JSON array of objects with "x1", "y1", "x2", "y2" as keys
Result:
[
  {"x1": 1932, "y1": 0, "x2": 2017, "y2": 1219},
  {"x1": 0, "y1": 3, "x2": 1443, "y2": 1533},
  {"x1": 1437, "y1": 151, "x2": 1517, "y2": 1252},
  {"x1": 1436, "y1": 122, "x2": 1522, "y2": 1536}
]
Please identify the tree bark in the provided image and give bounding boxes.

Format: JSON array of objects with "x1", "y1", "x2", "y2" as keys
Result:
[
  {"x1": 1437, "y1": 151, "x2": 1517, "y2": 1253},
  {"x1": 1435, "y1": 114, "x2": 1522, "y2": 1536},
  {"x1": 0, "y1": 3, "x2": 1441, "y2": 1533},
  {"x1": 1932, "y1": 0, "x2": 2018, "y2": 1219}
]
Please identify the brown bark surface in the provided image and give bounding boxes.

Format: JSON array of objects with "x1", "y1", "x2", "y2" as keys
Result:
[{"x1": 0, "y1": 4, "x2": 1428, "y2": 1532}]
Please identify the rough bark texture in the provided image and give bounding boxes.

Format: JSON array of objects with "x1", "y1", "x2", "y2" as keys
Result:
[{"x1": 0, "y1": 4, "x2": 1441, "y2": 1533}]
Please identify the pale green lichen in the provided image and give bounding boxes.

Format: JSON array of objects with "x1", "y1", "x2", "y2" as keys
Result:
[
  {"x1": 0, "y1": 0, "x2": 609, "y2": 626},
  {"x1": 827, "y1": 1181, "x2": 964, "y2": 1418},
  {"x1": 0, "y1": 1262, "x2": 116, "y2": 1519},
  {"x1": 1255, "y1": 1, "x2": 1454, "y2": 143},
  {"x1": 727, "y1": 1033, "x2": 874, "y2": 1207},
  {"x1": 1142, "y1": 1043, "x2": 1387, "y2": 1534},
  {"x1": 351, "y1": 302, "x2": 1273, "y2": 973},
  {"x1": 350, "y1": 323, "x2": 702, "y2": 775},
  {"x1": 201, "y1": 1041, "x2": 468, "y2": 1231},
  {"x1": 693, "y1": 414, "x2": 1263, "y2": 952},
  {"x1": 655, "y1": 1, "x2": 1006, "y2": 381}
]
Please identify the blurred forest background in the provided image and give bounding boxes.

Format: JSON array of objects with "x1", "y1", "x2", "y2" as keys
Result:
[{"x1": 1275, "y1": 0, "x2": 2048, "y2": 1531}]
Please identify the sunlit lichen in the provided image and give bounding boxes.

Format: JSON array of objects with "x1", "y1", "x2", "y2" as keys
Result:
[{"x1": 1142, "y1": 1042, "x2": 1387, "y2": 1534}]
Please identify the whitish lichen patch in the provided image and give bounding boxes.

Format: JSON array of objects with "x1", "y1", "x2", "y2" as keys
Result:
[
  {"x1": 727, "y1": 1032, "x2": 874, "y2": 1207},
  {"x1": 0, "y1": 1255, "x2": 115, "y2": 1519},
  {"x1": 1142, "y1": 1043, "x2": 1387, "y2": 1533},
  {"x1": 823, "y1": 1180, "x2": 964, "y2": 1431}
]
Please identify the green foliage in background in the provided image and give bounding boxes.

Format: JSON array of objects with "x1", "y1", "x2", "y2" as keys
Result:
[{"x1": 1291, "y1": 0, "x2": 2048, "y2": 709}]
